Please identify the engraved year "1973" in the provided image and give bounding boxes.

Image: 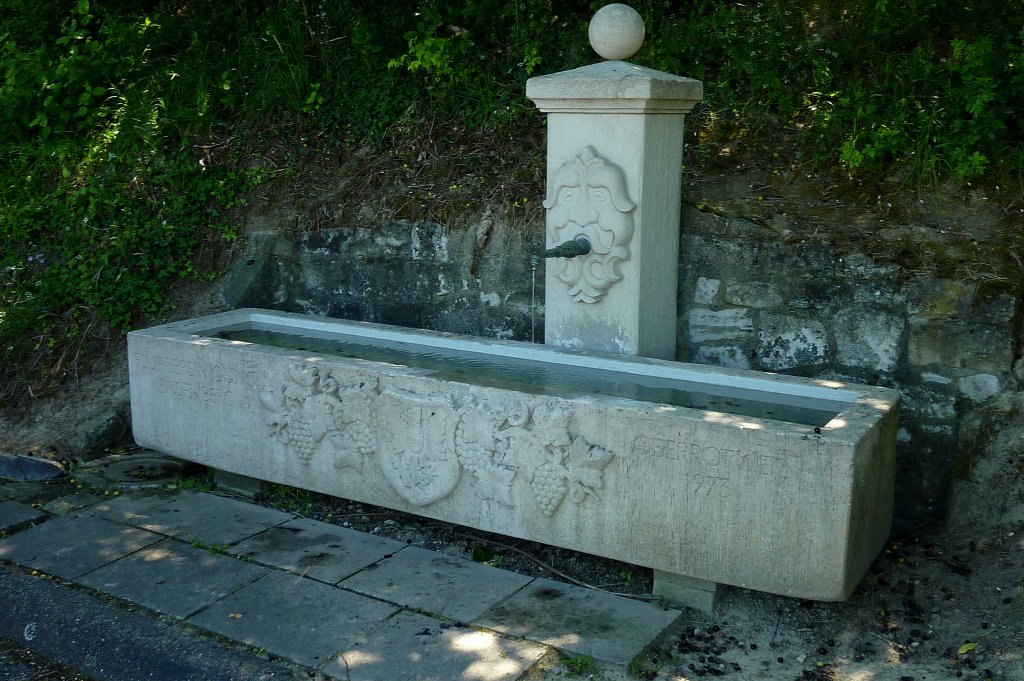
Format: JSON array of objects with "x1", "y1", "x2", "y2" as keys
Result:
[{"x1": 692, "y1": 473, "x2": 730, "y2": 498}]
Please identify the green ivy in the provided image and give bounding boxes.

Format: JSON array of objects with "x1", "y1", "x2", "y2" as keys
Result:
[{"x1": 2, "y1": 0, "x2": 1022, "y2": 399}]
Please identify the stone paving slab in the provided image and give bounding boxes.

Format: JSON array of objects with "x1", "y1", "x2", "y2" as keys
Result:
[
  {"x1": 42, "y1": 491, "x2": 104, "y2": 515},
  {"x1": 73, "y1": 452, "x2": 185, "y2": 492},
  {"x1": 322, "y1": 610, "x2": 548, "y2": 681},
  {"x1": 1, "y1": 485, "x2": 683, "y2": 676},
  {"x1": 474, "y1": 576, "x2": 682, "y2": 666},
  {"x1": 340, "y1": 545, "x2": 535, "y2": 623},
  {"x1": 0, "y1": 500, "x2": 45, "y2": 533},
  {"x1": 0, "y1": 514, "x2": 162, "y2": 579},
  {"x1": 80, "y1": 537, "x2": 270, "y2": 619},
  {"x1": 0, "y1": 479, "x2": 63, "y2": 505},
  {"x1": 230, "y1": 516, "x2": 406, "y2": 584},
  {"x1": 91, "y1": 490, "x2": 293, "y2": 546},
  {"x1": 189, "y1": 569, "x2": 399, "y2": 669}
]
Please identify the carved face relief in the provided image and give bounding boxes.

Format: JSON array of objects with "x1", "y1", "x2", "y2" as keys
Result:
[{"x1": 544, "y1": 146, "x2": 636, "y2": 303}]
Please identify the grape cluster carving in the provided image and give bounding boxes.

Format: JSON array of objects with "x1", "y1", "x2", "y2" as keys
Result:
[
  {"x1": 457, "y1": 395, "x2": 615, "y2": 517},
  {"x1": 261, "y1": 365, "x2": 376, "y2": 468}
]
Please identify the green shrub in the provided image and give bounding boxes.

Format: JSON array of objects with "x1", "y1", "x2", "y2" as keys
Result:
[
  {"x1": 2, "y1": 0, "x2": 1021, "y2": 400},
  {"x1": 1, "y1": 1, "x2": 255, "y2": 399}
]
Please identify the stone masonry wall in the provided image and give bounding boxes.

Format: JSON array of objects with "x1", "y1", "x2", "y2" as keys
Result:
[
  {"x1": 223, "y1": 212, "x2": 539, "y2": 341},
  {"x1": 223, "y1": 207, "x2": 1022, "y2": 531},
  {"x1": 676, "y1": 208, "x2": 1021, "y2": 530}
]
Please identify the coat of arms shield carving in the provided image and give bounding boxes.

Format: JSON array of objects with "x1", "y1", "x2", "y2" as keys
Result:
[{"x1": 373, "y1": 387, "x2": 461, "y2": 506}]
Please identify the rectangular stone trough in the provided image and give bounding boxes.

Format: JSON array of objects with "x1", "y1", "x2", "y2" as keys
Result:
[{"x1": 129, "y1": 308, "x2": 899, "y2": 602}]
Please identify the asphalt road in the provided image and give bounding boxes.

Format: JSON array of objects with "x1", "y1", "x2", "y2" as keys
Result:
[{"x1": 0, "y1": 563, "x2": 306, "y2": 681}]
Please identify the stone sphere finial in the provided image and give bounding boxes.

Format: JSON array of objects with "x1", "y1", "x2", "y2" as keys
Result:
[{"x1": 588, "y1": 3, "x2": 645, "y2": 61}]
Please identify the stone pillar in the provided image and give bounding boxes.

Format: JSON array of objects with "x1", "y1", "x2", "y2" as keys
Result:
[{"x1": 527, "y1": 4, "x2": 702, "y2": 359}]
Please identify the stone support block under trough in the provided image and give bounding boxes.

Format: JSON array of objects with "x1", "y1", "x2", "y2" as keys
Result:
[{"x1": 652, "y1": 570, "x2": 718, "y2": 613}]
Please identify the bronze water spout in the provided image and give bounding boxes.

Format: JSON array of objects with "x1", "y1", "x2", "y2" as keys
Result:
[{"x1": 530, "y1": 237, "x2": 591, "y2": 267}]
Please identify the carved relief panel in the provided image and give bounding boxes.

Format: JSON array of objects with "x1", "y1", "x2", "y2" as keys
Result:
[
  {"x1": 544, "y1": 146, "x2": 636, "y2": 303},
  {"x1": 260, "y1": 365, "x2": 616, "y2": 518}
]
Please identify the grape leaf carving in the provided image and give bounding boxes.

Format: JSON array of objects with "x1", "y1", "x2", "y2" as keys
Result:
[{"x1": 564, "y1": 436, "x2": 614, "y2": 504}]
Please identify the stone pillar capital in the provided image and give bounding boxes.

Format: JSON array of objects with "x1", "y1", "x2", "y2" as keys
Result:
[{"x1": 527, "y1": 61, "x2": 702, "y2": 115}]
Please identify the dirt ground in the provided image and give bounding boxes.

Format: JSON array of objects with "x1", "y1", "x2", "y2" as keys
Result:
[{"x1": 1, "y1": 131, "x2": 1021, "y2": 680}]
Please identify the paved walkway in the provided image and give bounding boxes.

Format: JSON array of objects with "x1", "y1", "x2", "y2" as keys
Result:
[{"x1": 0, "y1": 473, "x2": 682, "y2": 680}]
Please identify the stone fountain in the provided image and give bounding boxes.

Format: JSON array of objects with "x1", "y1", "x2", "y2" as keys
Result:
[{"x1": 128, "y1": 4, "x2": 899, "y2": 612}]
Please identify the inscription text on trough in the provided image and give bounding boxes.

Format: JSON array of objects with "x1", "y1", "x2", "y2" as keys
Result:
[
  {"x1": 630, "y1": 433, "x2": 844, "y2": 502},
  {"x1": 136, "y1": 351, "x2": 259, "y2": 404}
]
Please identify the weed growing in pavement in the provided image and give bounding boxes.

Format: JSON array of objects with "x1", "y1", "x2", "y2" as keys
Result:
[
  {"x1": 564, "y1": 653, "x2": 597, "y2": 676},
  {"x1": 628, "y1": 653, "x2": 661, "y2": 679},
  {"x1": 268, "y1": 484, "x2": 314, "y2": 515},
  {"x1": 187, "y1": 539, "x2": 226, "y2": 554},
  {"x1": 168, "y1": 472, "x2": 213, "y2": 493}
]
